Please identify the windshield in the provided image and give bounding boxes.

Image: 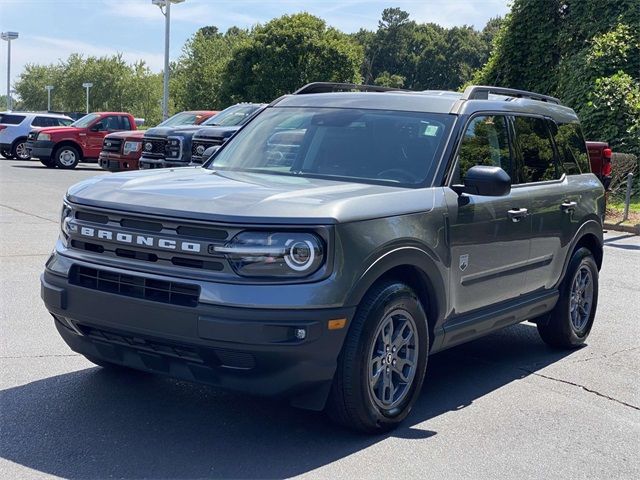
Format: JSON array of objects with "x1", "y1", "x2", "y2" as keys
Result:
[
  {"x1": 71, "y1": 113, "x2": 100, "y2": 128},
  {"x1": 158, "y1": 112, "x2": 204, "y2": 127},
  {"x1": 203, "y1": 104, "x2": 260, "y2": 127},
  {"x1": 207, "y1": 107, "x2": 454, "y2": 187}
]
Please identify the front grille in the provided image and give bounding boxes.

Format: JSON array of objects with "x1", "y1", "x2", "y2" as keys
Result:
[
  {"x1": 191, "y1": 138, "x2": 224, "y2": 163},
  {"x1": 66, "y1": 207, "x2": 239, "y2": 278},
  {"x1": 142, "y1": 137, "x2": 166, "y2": 158},
  {"x1": 70, "y1": 265, "x2": 200, "y2": 307},
  {"x1": 102, "y1": 138, "x2": 122, "y2": 153}
]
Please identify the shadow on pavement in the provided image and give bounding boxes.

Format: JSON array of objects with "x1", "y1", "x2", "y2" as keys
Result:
[{"x1": 0, "y1": 323, "x2": 577, "y2": 479}]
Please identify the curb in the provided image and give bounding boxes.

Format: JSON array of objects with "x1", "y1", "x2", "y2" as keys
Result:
[{"x1": 604, "y1": 222, "x2": 640, "y2": 235}]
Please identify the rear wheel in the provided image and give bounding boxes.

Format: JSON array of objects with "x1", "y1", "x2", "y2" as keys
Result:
[
  {"x1": 537, "y1": 247, "x2": 598, "y2": 348},
  {"x1": 11, "y1": 139, "x2": 30, "y2": 160},
  {"x1": 326, "y1": 280, "x2": 429, "y2": 433},
  {"x1": 54, "y1": 145, "x2": 80, "y2": 169}
]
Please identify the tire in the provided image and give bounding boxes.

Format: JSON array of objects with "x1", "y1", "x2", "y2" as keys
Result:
[
  {"x1": 53, "y1": 145, "x2": 80, "y2": 169},
  {"x1": 1, "y1": 149, "x2": 13, "y2": 159},
  {"x1": 326, "y1": 280, "x2": 429, "y2": 433},
  {"x1": 40, "y1": 158, "x2": 56, "y2": 168},
  {"x1": 537, "y1": 247, "x2": 598, "y2": 349},
  {"x1": 11, "y1": 138, "x2": 30, "y2": 160}
]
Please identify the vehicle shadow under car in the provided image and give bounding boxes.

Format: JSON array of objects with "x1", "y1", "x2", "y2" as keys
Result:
[{"x1": 0, "y1": 322, "x2": 578, "y2": 479}]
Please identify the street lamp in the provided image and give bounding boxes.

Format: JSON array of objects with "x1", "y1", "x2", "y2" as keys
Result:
[
  {"x1": 152, "y1": 0, "x2": 185, "y2": 121},
  {"x1": 45, "y1": 85, "x2": 54, "y2": 111},
  {"x1": 82, "y1": 82, "x2": 93, "y2": 114},
  {"x1": 1, "y1": 31, "x2": 19, "y2": 111}
]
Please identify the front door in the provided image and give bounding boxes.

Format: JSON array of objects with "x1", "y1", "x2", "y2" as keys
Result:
[{"x1": 445, "y1": 114, "x2": 532, "y2": 316}]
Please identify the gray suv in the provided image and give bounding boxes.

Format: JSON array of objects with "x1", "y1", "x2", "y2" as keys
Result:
[{"x1": 41, "y1": 83, "x2": 604, "y2": 433}]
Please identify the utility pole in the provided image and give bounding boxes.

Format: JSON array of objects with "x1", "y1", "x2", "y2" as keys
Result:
[
  {"x1": 1, "y1": 32, "x2": 19, "y2": 111},
  {"x1": 82, "y1": 82, "x2": 93, "y2": 114},
  {"x1": 45, "y1": 85, "x2": 54, "y2": 111},
  {"x1": 152, "y1": 0, "x2": 184, "y2": 121}
]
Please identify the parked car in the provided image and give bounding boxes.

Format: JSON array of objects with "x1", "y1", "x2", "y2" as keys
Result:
[
  {"x1": 0, "y1": 112, "x2": 73, "y2": 160},
  {"x1": 586, "y1": 141, "x2": 612, "y2": 190},
  {"x1": 42, "y1": 83, "x2": 604, "y2": 433},
  {"x1": 139, "y1": 103, "x2": 265, "y2": 169},
  {"x1": 98, "y1": 110, "x2": 219, "y2": 172},
  {"x1": 26, "y1": 112, "x2": 137, "y2": 169}
]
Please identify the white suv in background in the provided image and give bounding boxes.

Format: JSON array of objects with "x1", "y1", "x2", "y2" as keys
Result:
[{"x1": 0, "y1": 112, "x2": 73, "y2": 160}]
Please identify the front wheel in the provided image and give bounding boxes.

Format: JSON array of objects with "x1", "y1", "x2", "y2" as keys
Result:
[
  {"x1": 537, "y1": 247, "x2": 599, "y2": 348},
  {"x1": 54, "y1": 145, "x2": 80, "y2": 169},
  {"x1": 326, "y1": 280, "x2": 429, "y2": 433}
]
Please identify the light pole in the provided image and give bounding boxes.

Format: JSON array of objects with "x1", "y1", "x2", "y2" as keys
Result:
[
  {"x1": 152, "y1": 0, "x2": 184, "y2": 121},
  {"x1": 82, "y1": 82, "x2": 93, "y2": 113},
  {"x1": 1, "y1": 31, "x2": 19, "y2": 111},
  {"x1": 45, "y1": 85, "x2": 54, "y2": 111}
]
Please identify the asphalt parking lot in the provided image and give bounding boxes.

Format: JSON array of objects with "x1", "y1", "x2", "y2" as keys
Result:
[{"x1": 1, "y1": 157, "x2": 639, "y2": 479}]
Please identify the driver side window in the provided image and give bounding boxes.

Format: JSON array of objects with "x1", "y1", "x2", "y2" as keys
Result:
[{"x1": 454, "y1": 115, "x2": 511, "y2": 183}]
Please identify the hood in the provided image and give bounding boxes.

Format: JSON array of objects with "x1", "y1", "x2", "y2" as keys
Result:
[
  {"x1": 105, "y1": 130, "x2": 145, "y2": 140},
  {"x1": 143, "y1": 125, "x2": 201, "y2": 138},
  {"x1": 36, "y1": 126, "x2": 82, "y2": 136},
  {"x1": 66, "y1": 167, "x2": 435, "y2": 225},
  {"x1": 194, "y1": 126, "x2": 239, "y2": 140}
]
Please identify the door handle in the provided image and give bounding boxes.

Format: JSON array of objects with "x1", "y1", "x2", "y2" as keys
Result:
[
  {"x1": 507, "y1": 208, "x2": 529, "y2": 222},
  {"x1": 561, "y1": 201, "x2": 577, "y2": 212},
  {"x1": 78, "y1": 133, "x2": 86, "y2": 136}
]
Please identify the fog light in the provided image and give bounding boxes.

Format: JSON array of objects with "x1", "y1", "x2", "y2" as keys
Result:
[{"x1": 294, "y1": 328, "x2": 306, "y2": 340}]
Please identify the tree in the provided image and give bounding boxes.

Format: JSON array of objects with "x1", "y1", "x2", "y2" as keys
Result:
[{"x1": 219, "y1": 13, "x2": 363, "y2": 104}]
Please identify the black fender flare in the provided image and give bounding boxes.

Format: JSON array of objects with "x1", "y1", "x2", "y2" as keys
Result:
[{"x1": 555, "y1": 218, "x2": 604, "y2": 289}]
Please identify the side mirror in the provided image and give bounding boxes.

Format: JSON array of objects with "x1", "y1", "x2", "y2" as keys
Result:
[
  {"x1": 90, "y1": 123, "x2": 101, "y2": 132},
  {"x1": 202, "y1": 145, "x2": 221, "y2": 163},
  {"x1": 452, "y1": 165, "x2": 511, "y2": 196}
]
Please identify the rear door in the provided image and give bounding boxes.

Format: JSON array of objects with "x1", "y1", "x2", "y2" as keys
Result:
[
  {"x1": 510, "y1": 115, "x2": 575, "y2": 294},
  {"x1": 446, "y1": 114, "x2": 532, "y2": 315}
]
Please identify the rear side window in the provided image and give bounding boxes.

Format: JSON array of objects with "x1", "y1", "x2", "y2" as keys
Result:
[
  {"x1": 455, "y1": 115, "x2": 511, "y2": 183},
  {"x1": 548, "y1": 121, "x2": 590, "y2": 174},
  {"x1": 0, "y1": 114, "x2": 26, "y2": 125},
  {"x1": 57, "y1": 118, "x2": 73, "y2": 126},
  {"x1": 32, "y1": 116, "x2": 57, "y2": 127},
  {"x1": 513, "y1": 116, "x2": 558, "y2": 183}
]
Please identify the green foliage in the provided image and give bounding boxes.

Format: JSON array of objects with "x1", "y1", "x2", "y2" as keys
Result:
[
  {"x1": 475, "y1": 0, "x2": 640, "y2": 156},
  {"x1": 219, "y1": 13, "x2": 363, "y2": 104},
  {"x1": 14, "y1": 54, "x2": 163, "y2": 125}
]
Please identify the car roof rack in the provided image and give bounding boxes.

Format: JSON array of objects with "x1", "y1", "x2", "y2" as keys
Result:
[
  {"x1": 293, "y1": 82, "x2": 409, "y2": 95},
  {"x1": 461, "y1": 85, "x2": 561, "y2": 105}
]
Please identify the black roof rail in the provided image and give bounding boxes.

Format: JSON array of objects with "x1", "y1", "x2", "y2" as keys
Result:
[
  {"x1": 461, "y1": 85, "x2": 561, "y2": 105},
  {"x1": 293, "y1": 82, "x2": 409, "y2": 95}
]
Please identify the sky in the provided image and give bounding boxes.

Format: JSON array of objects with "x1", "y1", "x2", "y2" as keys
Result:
[{"x1": 0, "y1": 0, "x2": 510, "y2": 89}]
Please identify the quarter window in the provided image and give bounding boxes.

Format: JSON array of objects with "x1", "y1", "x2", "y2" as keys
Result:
[
  {"x1": 455, "y1": 115, "x2": 511, "y2": 183},
  {"x1": 513, "y1": 116, "x2": 558, "y2": 183},
  {"x1": 548, "y1": 120, "x2": 590, "y2": 174}
]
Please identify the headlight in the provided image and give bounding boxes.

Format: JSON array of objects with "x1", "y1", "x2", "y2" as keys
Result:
[
  {"x1": 60, "y1": 202, "x2": 74, "y2": 245},
  {"x1": 123, "y1": 141, "x2": 141, "y2": 155},
  {"x1": 38, "y1": 132, "x2": 51, "y2": 141},
  {"x1": 165, "y1": 137, "x2": 182, "y2": 158},
  {"x1": 216, "y1": 231, "x2": 324, "y2": 277}
]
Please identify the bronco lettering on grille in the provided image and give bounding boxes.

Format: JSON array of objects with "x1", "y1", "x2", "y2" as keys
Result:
[{"x1": 78, "y1": 226, "x2": 202, "y2": 253}]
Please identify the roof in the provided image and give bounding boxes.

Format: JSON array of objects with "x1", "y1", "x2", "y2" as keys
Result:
[{"x1": 274, "y1": 83, "x2": 578, "y2": 123}]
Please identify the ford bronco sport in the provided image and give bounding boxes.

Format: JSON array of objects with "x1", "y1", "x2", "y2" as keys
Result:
[{"x1": 41, "y1": 83, "x2": 604, "y2": 433}]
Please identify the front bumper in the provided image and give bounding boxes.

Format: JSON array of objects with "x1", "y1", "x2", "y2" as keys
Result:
[
  {"x1": 139, "y1": 156, "x2": 190, "y2": 169},
  {"x1": 26, "y1": 140, "x2": 54, "y2": 159},
  {"x1": 41, "y1": 264, "x2": 354, "y2": 410},
  {"x1": 99, "y1": 152, "x2": 140, "y2": 172}
]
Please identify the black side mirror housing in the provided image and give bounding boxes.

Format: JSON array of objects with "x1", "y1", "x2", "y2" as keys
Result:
[
  {"x1": 202, "y1": 145, "x2": 221, "y2": 163},
  {"x1": 452, "y1": 165, "x2": 511, "y2": 197},
  {"x1": 90, "y1": 123, "x2": 101, "y2": 132}
]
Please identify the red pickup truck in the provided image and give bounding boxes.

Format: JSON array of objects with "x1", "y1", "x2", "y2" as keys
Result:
[
  {"x1": 26, "y1": 112, "x2": 137, "y2": 169},
  {"x1": 586, "y1": 141, "x2": 612, "y2": 189}
]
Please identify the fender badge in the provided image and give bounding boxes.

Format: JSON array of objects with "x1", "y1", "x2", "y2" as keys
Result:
[{"x1": 459, "y1": 254, "x2": 469, "y2": 271}]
